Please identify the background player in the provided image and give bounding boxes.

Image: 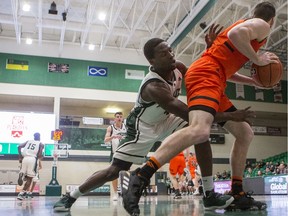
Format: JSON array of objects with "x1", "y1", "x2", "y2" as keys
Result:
[
  {"x1": 17, "y1": 133, "x2": 44, "y2": 200},
  {"x1": 169, "y1": 151, "x2": 186, "y2": 199},
  {"x1": 104, "y1": 111, "x2": 127, "y2": 201}
]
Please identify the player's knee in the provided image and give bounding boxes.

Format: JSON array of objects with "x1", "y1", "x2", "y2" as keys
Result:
[
  {"x1": 185, "y1": 125, "x2": 210, "y2": 144},
  {"x1": 194, "y1": 127, "x2": 210, "y2": 143},
  {"x1": 106, "y1": 165, "x2": 121, "y2": 180},
  {"x1": 235, "y1": 125, "x2": 254, "y2": 143}
]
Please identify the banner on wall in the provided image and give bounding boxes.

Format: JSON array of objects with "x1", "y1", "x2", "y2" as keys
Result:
[
  {"x1": 255, "y1": 87, "x2": 264, "y2": 101},
  {"x1": 273, "y1": 83, "x2": 283, "y2": 103},
  {"x1": 6, "y1": 59, "x2": 29, "y2": 71},
  {"x1": 125, "y1": 69, "x2": 145, "y2": 80},
  {"x1": 236, "y1": 83, "x2": 245, "y2": 99},
  {"x1": 48, "y1": 62, "x2": 69, "y2": 73},
  {"x1": 88, "y1": 66, "x2": 108, "y2": 77}
]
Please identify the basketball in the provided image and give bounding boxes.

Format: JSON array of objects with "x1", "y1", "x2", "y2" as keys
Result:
[{"x1": 251, "y1": 59, "x2": 283, "y2": 88}]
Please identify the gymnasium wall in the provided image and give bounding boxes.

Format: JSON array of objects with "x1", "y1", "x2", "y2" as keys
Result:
[{"x1": 0, "y1": 52, "x2": 287, "y2": 103}]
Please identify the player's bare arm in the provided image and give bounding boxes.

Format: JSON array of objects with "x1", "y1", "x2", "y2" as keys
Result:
[
  {"x1": 228, "y1": 18, "x2": 278, "y2": 66},
  {"x1": 142, "y1": 81, "x2": 255, "y2": 124},
  {"x1": 214, "y1": 107, "x2": 256, "y2": 125},
  {"x1": 142, "y1": 81, "x2": 189, "y2": 121},
  {"x1": 37, "y1": 143, "x2": 44, "y2": 159},
  {"x1": 228, "y1": 72, "x2": 257, "y2": 86},
  {"x1": 205, "y1": 23, "x2": 224, "y2": 48},
  {"x1": 17, "y1": 142, "x2": 27, "y2": 163},
  {"x1": 104, "y1": 126, "x2": 113, "y2": 143},
  {"x1": 175, "y1": 61, "x2": 188, "y2": 76}
]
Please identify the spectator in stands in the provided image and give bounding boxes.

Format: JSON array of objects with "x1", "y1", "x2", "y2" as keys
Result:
[
  {"x1": 222, "y1": 170, "x2": 228, "y2": 180},
  {"x1": 245, "y1": 167, "x2": 253, "y2": 178},
  {"x1": 245, "y1": 161, "x2": 252, "y2": 169},
  {"x1": 278, "y1": 163, "x2": 288, "y2": 175},
  {"x1": 265, "y1": 162, "x2": 270, "y2": 169},
  {"x1": 257, "y1": 170, "x2": 263, "y2": 176},
  {"x1": 263, "y1": 167, "x2": 272, "y2": 176},
  {"x1": 274, "y1": 168, "x2": 281, "y2": 175},
  {"x1": 269, "y1": 164, "x2": 275, "y2": 173}
]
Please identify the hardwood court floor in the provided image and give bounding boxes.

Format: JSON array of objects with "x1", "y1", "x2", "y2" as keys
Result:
[{"x1": 0, "y1": 194, "x2": 287, "y2": 216}]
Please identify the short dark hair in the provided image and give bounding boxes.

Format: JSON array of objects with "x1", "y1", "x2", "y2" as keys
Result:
[
  {"x1": 143, "y1": 38, "x2": 164, "y2": 60},
  {"x1": 253, "y1": 2, "x2": 275, "y2": 21},
  {"x1": 114, "y1": 112, "x2": 123, "y2": 117}
]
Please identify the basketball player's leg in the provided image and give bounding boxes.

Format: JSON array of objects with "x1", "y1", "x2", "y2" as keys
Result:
[
  {"x1": 53, "y1": 158, "x2": 132, "y2": 212},
  {"x1": 224, "y1": 120, "x2": 253, "y2": 191},
  {"x1": 111, "y1": 178, "x2": 119, "y2": 200},
  {"x1": 17, "y1": 157, "x2": 36, "y2": 200},
  {"x1": 224, "y1": 120, "x2": 266, "y2": 210}
]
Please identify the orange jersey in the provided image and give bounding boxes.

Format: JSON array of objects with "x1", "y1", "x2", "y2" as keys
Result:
[
  {"x1": 203, "y1": 19, "x2": 266, "y2": 79},
  {"x1": 187, "y1": 155, "x2": 197, "y2": 170},
  {"x1": 169, "y1": 152, "x2": 185, "y2": 176}
]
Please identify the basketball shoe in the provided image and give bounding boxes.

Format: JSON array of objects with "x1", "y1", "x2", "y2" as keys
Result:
[
  {"x1": 53, "y1": 193, "x2": 76, "y2": 212},
  {"x1": 17, "y1": 192, "x2": 26, "y2": 200},
  {"x1": 119, "y1": 168, "x2": 149, "y2": 216},
  {"x1": 203, "y1": 190, "x2": 234, "y2": 210},
  {"x1": 18, "y1": 173, "x2": 24, "y2": 186},
  {"x1": 26, "y1": 192, "x2": 33, "y2": 199},
  {"x1": 226, "y1": 191, "x2": 267, "y2": 211},
  {"x1": 173, "y1": 193, "x2": 182, "y2": 199}
]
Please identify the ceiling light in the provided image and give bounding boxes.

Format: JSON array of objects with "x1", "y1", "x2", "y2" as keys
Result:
[
  {"x1": 98, "y1": 12, "x2": 106, "y2": 21},
  {"x1": 48, "y1": 1, "x2": 58, "y2": 15},
  {"x1": 105, "y1": 107, "x2": 121, "y2": 114},
  {"x1": 26, "y1": 38, "x2": 33, "y2": 45},
  {"x1": 88, "y1": 44, "x2": 95, "y2": 50},
  {"x1": 22, "y1": 4, "x2": 31, "y2": 12}
]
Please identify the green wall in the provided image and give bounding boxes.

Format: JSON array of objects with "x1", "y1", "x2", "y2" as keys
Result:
[
  {"x1": 0, "y1": 52, "x2": 286, "y2": 104},
  {"x1": 0, "y1": 53, "x2": 147, "y2": 92}
]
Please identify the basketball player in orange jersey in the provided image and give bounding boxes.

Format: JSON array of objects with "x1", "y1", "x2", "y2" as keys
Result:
[
  {"x1": 121, "y1": 2, "x2": 278, "y2": 212},
  {"x1": 187, "y1": 152, "x2": 200, "y2": 195},
  {"x1": 169, "y1": 151, "x2": 187, "y2": 199}
]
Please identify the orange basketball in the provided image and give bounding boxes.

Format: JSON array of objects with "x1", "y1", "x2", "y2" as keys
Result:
[{"x1": 251, "y1": 59, "x2": 283, "y2": 88}]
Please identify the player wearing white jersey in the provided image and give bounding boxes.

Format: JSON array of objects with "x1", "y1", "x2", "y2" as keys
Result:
[
  {"x1": 104, "y1": 112, "x2": 127, "y2": 201},
  {"x1": 53, "y1": 28, "x2": 255, "y2": 213},
  {"x1": 17, "y1": 132, "x2": 44, "y2": 200}
]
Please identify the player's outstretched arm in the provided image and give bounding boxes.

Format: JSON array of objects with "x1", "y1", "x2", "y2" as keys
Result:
[{"x1": 214, "y1": 107, "x2": 256, "y2": 125}]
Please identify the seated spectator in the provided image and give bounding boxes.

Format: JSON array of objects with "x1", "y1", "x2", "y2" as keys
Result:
[
  {"x1": 222, "y1": 170, "x2": 228, "y2": 179},
  {"x1": 274, "y1": 168, "x2": 281, "y2": 175},
  {"x1": 245, "y1": 161, "x2": 252, "y2": 169},
  {"x1": 257, "y1": 170, "x2": 263, "y2": 176},
  {"x1": 269, "y1": 164, "x2": 275, "y2": 173},
  {"x1": 245, "y1": 167, "x2": 253, "y2": 178},
  {"x1": 278, "y1": 163, "x2": 288, "y2": 175},
  {"x1": 263, "y1": 167, "x2": 272, "y2": 176}
]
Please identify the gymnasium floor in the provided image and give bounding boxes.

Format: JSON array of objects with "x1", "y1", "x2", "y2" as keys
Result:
[{"x1": 0, "y1": 195, "x2": 287, "y2": 216}]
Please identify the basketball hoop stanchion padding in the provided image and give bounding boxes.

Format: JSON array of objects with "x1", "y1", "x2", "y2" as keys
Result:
[{"x1": 46, "y1": 130, "x2": 63, "y2": 196}]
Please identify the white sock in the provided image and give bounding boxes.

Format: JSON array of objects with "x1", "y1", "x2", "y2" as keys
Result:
[
  {"x1": 201, "y1": 176, "x2": 214, "y2": 195},
  {"x1": 70, "y1": 188, "x2": 83, "y2": 199}
]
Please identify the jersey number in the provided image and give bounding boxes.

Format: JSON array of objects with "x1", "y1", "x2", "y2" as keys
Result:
[{"x1": 27, "y1": 143, "x2": 36, "y2": 150}]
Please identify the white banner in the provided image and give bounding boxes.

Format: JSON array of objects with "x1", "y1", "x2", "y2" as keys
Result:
[{"x1": 236, "y1": 84, "x2": 245, "y2": 99}]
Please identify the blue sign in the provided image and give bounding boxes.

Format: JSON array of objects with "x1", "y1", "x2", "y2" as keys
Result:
[{"x1": 88, "y1": 66, "x2": 108, "y2": 77}]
